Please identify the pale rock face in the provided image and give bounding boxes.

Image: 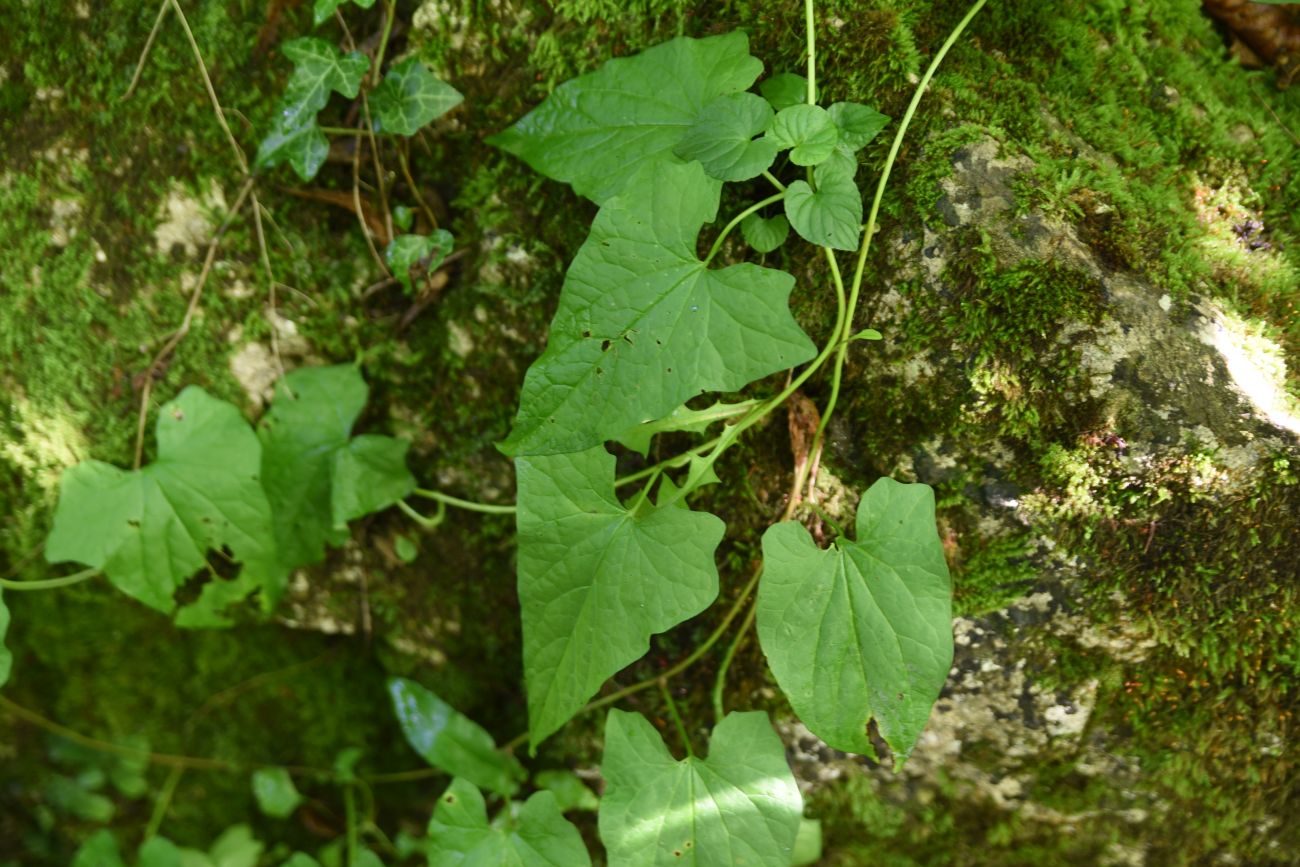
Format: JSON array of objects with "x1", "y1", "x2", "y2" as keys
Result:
[{"x1": 154, "y1": 180, "x2": 227, "y2": 258}]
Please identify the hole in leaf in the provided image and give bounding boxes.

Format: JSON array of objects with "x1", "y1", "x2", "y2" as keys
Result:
[
  {"x1": 444, "y1": 794, "x2": 456, "y2": 803},
  {"x1": 582, "y1": 330, "x2": 592, "y2": 338},
  {"x1": 601, "y1": 339, "x2": 612, "y2": 351},
  {"x1": 126, "y1": 519, "x2": 140, "y2": 528}
]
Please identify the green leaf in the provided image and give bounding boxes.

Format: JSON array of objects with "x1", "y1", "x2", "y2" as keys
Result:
[
  {"x1": 758, "y1": 72, "x2": 810, "y2": 110},
  {"x1": 45, "y1": 388, "x2": 283, "y2": 616},
  {"x1": 490, "y1": 32, "x2": 763, "y2": 204},
  {"x1": 0, "y1": 589, "x2": 10, "y2": 688},
  {"x1": 765, "y1": 104, "x2": 839, "y2": 166},
  {"x1": 373, "y1": 58, "x2": 463, "y2": 136},
  {"x1": 500, "y1": 159, "x2": 814, "y2": 457},
  {"x1": 252, "y1": 767, "x2": 303, "y2": 819},
  {"x1": 138, "y1": 837, "x2": 185, "y2": 867},
  {"x1": 791, "y1": 818, "x2": 823, "y2": 866},
  {"x1": 757, "y1": 477, "x2": 952, "y2": 762},
  {"x1": 313, "y1": 0, "x2": 375, "y2": 26},
  {"x1": 673, "y1": 92, "x2": 778, "y2": 182},
  {"x1": 208, "y1": 825, "x2": 263, "y2": 867},
  {"x1": 255, "y1": 108, "x2": 329, "y2": 182},
  {"x1": 427, "y1": 779, "x2": 592, "y2": 867},
  {"x1": 827, "y1": 101, "x2": 889, "y2": 151},
  {"x1": 259, "y1": 364, "x2": 415, "y2": 571},
  {"x1": 784, "y1": 161, "x2": 863, "y2": 251},
  {"x1": 533, "y1": 769, "x2": 600, "y2": 812},
  {"x1": 820, "y1": 145, "x2": 858, "y2": 182},
  {"x1": 598, "y1": 710, "x2": 802, "y2": 867},
  {"x1": 741, "y1": 213, "x2": 790, "y2": 254},
  {"x1": 387, "y1": 677, "x2": 526, "y2": 796},
  {"x1": 392, "y1": 204, "x2": 414, "y2": 232},
  {"x1": 72, "y1": 830, "x2": 126, "y2": 867},
  {"x1": 851, "y1": 328, "x2": 883, "y2": 342},
  {"x1": 615, "y1": 400, "x2": 757, "y2": 456},
  {"x1": 394, "y1": 534, "x2": 419, "y2": 563},
  {"x1": 281, "y1": 855, "x2": 322, "y2": 867},
  {"x1": 384, "y1": 230, "x2": 454, "y2": 295},
  {"x1": 515, "y1": 447, "x2": 724, "y2": 748}
]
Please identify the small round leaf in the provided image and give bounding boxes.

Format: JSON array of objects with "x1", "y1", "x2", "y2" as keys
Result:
[
  {"x1": 766, "y1": 104, "x2": 839, "y2": 166},
  {"x1": 741, "y1": 213, "x2": 790, "y2": 253}
]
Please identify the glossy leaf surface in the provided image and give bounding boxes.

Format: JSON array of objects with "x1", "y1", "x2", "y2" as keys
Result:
[
  {"x1": 501, "y1": 160, "x2": 814, "y2": 456},
  {"x1": 599, "y1": 710, "x2": 802, "y2": 867},
  {"x1": 784, "y1": 161, "x2": 862, "y2": 251},
  {"x1": 388, "y1": 677, "x2": 526, "y2": 796},
  {"x1": 373, "y1": 58, "x2": 463, "y2": 136},
  {"x1": 757, "y1": 478, "x2": 952, "y2": 762},
  {"x1": 427, "y1": 778, "x2": 591, "y2": 867},
  {"x1": 45, "y1": 388, "x2": 282, "y2": 615},
  {"x1": 516, "y1": 447, "x2": 724, "y2": 748},
  {"x1": 673, "y1": 92, "x2": 777, "y2": 182},
  {"x1": 765, "y1": 104, "x2": 838, "y2": 166},
  {"x1": 490, "y1": 33, "x2": 763, "y2": 204},
  {"x1": 258, "y1": 364, "x2": 414, "y2": 571}
]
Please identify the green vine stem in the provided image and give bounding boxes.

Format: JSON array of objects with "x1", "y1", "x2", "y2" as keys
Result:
[
  {"x1": 710, "y1": 597, "x2": 758, "y2": 723},
  {"x1": 397, "y1": 498, "x2": 446, "y2": 529},
  {"x1": 412, "y1": 488, "x2": 517, "y2": 514},
  {"x1": 704, "y1": 191, "x2": 786, "y2": 265},
  {"x1": 0, "y1": 567, "x2": 99, "y2": 592},
  {"x1": 659, "y1": 679, "x2": 694, "y2": 758},
  {"x1": 803, "y1": 0, "x2": 990, "y2": 501}
]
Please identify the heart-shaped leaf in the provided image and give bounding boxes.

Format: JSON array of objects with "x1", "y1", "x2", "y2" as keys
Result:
[
  {"x1": 598, "y1": 710, "x2": 802, "y2": 867},
  {"x1": 516, "y1": 447, "x2": 724, "y2": 748},
  {"x1": 674, "y1": 92, "x2": 778, "y2": 182},
  {"x1": 373, "y1": 58, "x2": 463, "y2": 136},
  {"x1": 765, "y1": 104, "x2": 839, "y2": 166},
  {"x1": 758, "y1": 72, "x2": 811, "y2": 110},
  {"x1": 827, "y1": 101, "x2": 889, "y2": 151},
  {"x1": 427, "y1": 779, "x2": 592, "y2": 866},
  {"x1": 757, "y1": 477, "x2": 953, "y2": 762},
  {"x1": 490, "y1": 33, "x2": 763, "y2": 204},
  {"x1": 784, "y1": 161, "x2": 862, "y2": 251},
  {"x1": 741, "y1": 212, "x2": 790, "y2": 253}
]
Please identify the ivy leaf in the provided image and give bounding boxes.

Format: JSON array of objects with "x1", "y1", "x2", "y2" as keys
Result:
[
  {"x1": 515, "y1": 447, "x2": 724, "y2": 748},
  {"x1": 252, "y1": 768, "x2": 303, "y2": 819},
  {"x1": 784, "y1": 161, "x2": 862, "y2": 251},
  {"x1": 827, "y1": 101, "x2": 889, "y2": 151},
  {"x1": 45, "y1": 388, "x2": 283, "y2": 616},
  {"x1": 673, "y1": 92, "x2": 778, "y2": 182},
  {"x1": 765, "y1": 104, "x2": 839, "y2": 166},
  {"x1": 756, "y1": 477, "x2": 953, "y2": 762},
  {"x1": 598, "y1": 710, "x2": 802, "y2": 867},
  {"x1": 313, "y1": 0, "x2": 376, "y2": 26},
  {"x1": 500, "y1": 159, "x2": 815, "y2": 457},
  {"x1": 384, "y1": 230, "x2": 454, "y2": 295},
  {"x1": 533, "y1": 770, "x2": 600, "y2": 812},
  {"x1": 758, "y1": 72, "x2": 810, "y2": 111},
  {"x1": 388, "y1": 677, "x2": 526, "y2": 796},
  {"x1": 616, "y1": 399, "x2": 757, "y2": 456},
  {"x1": 741, "y1": 213, "x2": 790, "y2": 254},
  {"x1": 255, "y1": 108, "x2": 329, "y2": 182},
  {"x1": 0, "y1": 589, "x2": 10, "y2": 688},
  {"x1": 490, "y1": 32, "x2": 763, "y2": 204},
  {"x1": 258, "y1": 364, "x2": 414, "y2": 571},
  {"x1": 427, "y1": 779, "x2": 592, "y2": 867},
  {"x1": 281, "y1": 38, "x2": 370, "y2": 111},
  {"x1": 372, "y1": 58, "x2": 463, "y2": 136}
]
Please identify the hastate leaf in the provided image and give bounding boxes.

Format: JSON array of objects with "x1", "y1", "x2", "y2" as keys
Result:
[
  {"x1": 757, "y1": 478, "x2": 953, "y2": 762},
  {"x1": 500, "y1": 159, "x2": 815, "y2": 457},
  {"x1": 516, "y1": 447, "x2": 724, "y2": 749},
  {"x1": 388, "y1": 677, "x2": 526, "y2": 797},
  {"x1": 373, "y1": 58, "x2": 463, "y2": 136},
  {"x1": 258, "y1": 364, "x2": 415, "y2": 571},
  {"x1": 0, "y1": 589, "x2": 10, "y2": 688},
  {"x1": 765, "y1": 104, "x2": 839, "y2": 166},
  {"x1": 673, "y1": 92, "x2": 777, "y2": 182},
  {"x1": 598, "y1": 710, "x2": 802, "y2": 867},
  {"x1": 45, "y1": 388, "x2": 283, "y2": 616},
  {"x1": 784, "y1": 160, "x2": 862, "y2": 251},
  {"x1": 827, "y1": 101, "x2": 889, "y2": 151},
  {"x1": 427, "y1": 779, "x2": 592, "y2": 867},
  {"x1": 489, "y1": 32, "x2": 763, "y2": 204}
]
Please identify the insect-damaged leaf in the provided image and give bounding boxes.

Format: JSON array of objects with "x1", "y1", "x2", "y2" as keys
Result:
[
  {"x1": 516, "y1": 447, "x2": 724, "y2": 749},
  {"x1": 757, "y1": 478, "x2": 953, "y2": 763},
  {"x1": 673, "y1": 92, "x2": 778, "y2": 183},
  {"x1": 489, "y1": 32, "x2": 763, "y2": 204},
  {"x1": 427, "y1": 779, "x2": 591, "y2": 867},
  {"x1": 500, "y1": 159, "x2": 814, "y2": 457},
  {"x1": 784, "y1": 160, "x2": 862, "y2": 251},
  {"x1": 388, "y1": 677, "x2": 526, "y2": 797},
  {"x1": 372, "y1": 58, "x2": 463, "y2": 136},
  {"x1": 598, "y1": 710, "x2": 802, "y2": 867},
  {"x1": 258, "y1": 364, "x2": 415, "y2": 571},
  {"x1": 45, "y1": 388, "x2": 283, "y2": 617}
]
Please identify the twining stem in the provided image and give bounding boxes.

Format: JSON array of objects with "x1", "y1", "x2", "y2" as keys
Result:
[
  {"x1": 412, "y1": 488, "x2": 516, "y2": 515},
  {"x1": 704, "y1": 191, "x2": 786, "y2": 265},
  {"x1": 804, "y1": 0, "x2": 989, "y2": 500},
  {"x1": 659, "y1": 679, "x2": 694, "y2": 758},
  {"x1": 762, "y1": 169, "x2": 786, "y2": 192},
  {"x1": 0, "y1": 568, "x2": 99, "y2": 592},
  {"x1": 344, "y1": 784, "x2": 360, "y2": 867},
  {"x1": 372, "y1": 0, "x2": 398, "y2": 86},
  {"x1": 397, "y1": 498, "x2": 446, "y2": 529},
  {"x1": 804, "y1": 0, "x2": 817, "y2": 105},
  {"x1": 710, "y1": 593, "x2": 758, "y2": 723}
]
